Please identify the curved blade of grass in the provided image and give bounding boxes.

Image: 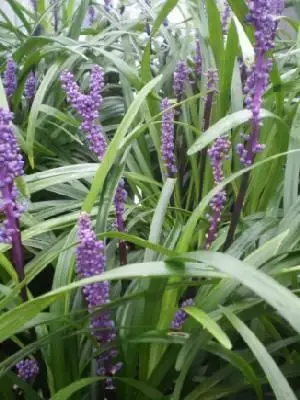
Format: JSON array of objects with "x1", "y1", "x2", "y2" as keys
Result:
[
  {"x1": 187, "y1": 109, "x2": 287, "y2": 155},
  {"x1": 185, "y1": 307, "x2": 232, "y2": 349},
  {"x1": 223, "y1": 308, "x2": 297, "y2": 400}
]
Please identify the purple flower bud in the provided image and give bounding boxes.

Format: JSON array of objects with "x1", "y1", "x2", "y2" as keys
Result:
[
  {"x1": 3, "y1": 59, "x2": 17, "y2": 98},
  {"x1": 114, "y1": 178, "x2": 127, "y2": 233},
  {"x1": 194, "y1": 39, "x2": 202, "y2": 77},
  {"x1": 76, "y1": 213, "x2": 121, "y2": 387},
  {"x1": 161, "y1": 98, "x2": 176, "y2": 177},
  {"x1": 205, "y1": 137, "x2": 231, "y2": 249},
  {"x1": 0, "y1": 108, "x2": 24, "y2": 244},
  {"x1": 16, "y1": 359, "x2": 39, "y2": 382},
  {"x1": 173, "y1": 61, "x2": 189, "y2": 101},
  {"x1": 171, "y1": 298, "x2": 194, "y2": 330},
  {"x1": 24, "y1": 72, "x2": 36, "y2": 101},
  {"x1": 206, "y1": 69, "x2": 218, "y2": 92}
]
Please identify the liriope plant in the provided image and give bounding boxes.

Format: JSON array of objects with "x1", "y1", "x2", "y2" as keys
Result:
[{"x1": 1, "y1": 1, "x2": 300, "y2": 400}]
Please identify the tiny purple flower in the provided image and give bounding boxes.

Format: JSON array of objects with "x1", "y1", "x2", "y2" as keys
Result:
[
  {"x1": 3, "y1": 59, "x2": 17, "y2": 98},
  {"x1": 161, "y1": 98, "x2": 176, "y2": 177},
  {"x1": 16, "y1": 359, "x2": 39, "y2": 382},
  {"x1": 173, "y1": 60, "x2": 189, "y2": 101},
  {"x1": 171, "y1": 298, "x2": 194, "y2": 330}
]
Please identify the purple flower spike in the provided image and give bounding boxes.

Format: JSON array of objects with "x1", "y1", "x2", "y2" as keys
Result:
[
  {"x1": 171, "y1": 298, "x2": 194, "y2": 330},
  {"x1": 16, "y1": 359, "x2": 39, "y2": 382},
  {"x1": 60, "y1": 66, "x2": 107, "y2": 160},
  {"x1": 114, "y1": 178, "x2": 127, "y2": 233},
  {"x1": 0, "y1": 108, "x2": 24, "y2": 244},
  {"x1": 194, "y1": 39, "x2": 202, "y2": 77},
  {"x1": 206, "y1": 69, "x2": 218, "y2": 92},
  {"x1": 76, "y1": 213, "x2": 121, "y2": 388},
  {"x1": 3, "y1": 59, "x2": 17, "y2": 98},
  {"x1": 222, "y1": 1, "x2": 231, "y2": 35},
  {"x1": 24, "y1": 72, "x2": 36, "y2": 101},
  {"x1": 236, "y1": 0, "x2": 283, "y2": 166},
  {"x1": 173, "y1": 60, "x2": 189, "y2": 101},
  {"x1": 205, "y1": 137, "x2": 231, "y2": 249},
  {"x1": 161, "y1": 98, "x2": 176, "y2": 177}
]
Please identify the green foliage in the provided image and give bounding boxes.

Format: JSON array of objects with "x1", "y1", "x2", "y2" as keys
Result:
[{"x1": 1, "y1": 1, "x2": 300, "y2": 399}]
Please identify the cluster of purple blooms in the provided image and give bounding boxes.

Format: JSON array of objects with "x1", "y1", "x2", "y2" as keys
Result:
[
  {"x1": 114, "y1": 178, "x2": 127, "y2": 233},
  {"x1": 24, "y1": 72, "x2": 36, "y2": 101},
  {"x1": 173, "y1": 60, "x2": 189, "y2": 101},
  {"x1": 3, "y1": 59, "x2": 17, "y2": 98},
  {"x1": 61, "y1": 66, "x2": 127, "y2": 234},
  {"x1": 171, "y1": 298, "x2": 194, "y2": 330},
  {"x1": 161, "y1": 98, "x2": 176, "y2": 177},
  {"x1": 236, "y1": 0, "x2": 284, "y2": 166},
  {"x1": 205, "y1": 136, "x2": 231, "y2": 249},
  {"x1": 3, "y1": 58, "x2": 36, "y2": 102},
  {"x1": 76, "y1": 213, "x2": 122, "y2": 387},
  {"x1": 60, "y1": 66, "x2": 107, "y2": 160},
  {"x1": 16, "y1": 359, "x2": 39, "y2": 382},
  {"x1": 0, "y1": 108, "x2": 25, "y2": 244}
]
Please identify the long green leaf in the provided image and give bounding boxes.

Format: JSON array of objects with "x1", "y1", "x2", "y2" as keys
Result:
[{"x1": 223, "y1": 308, "x2": 297, "y2": 400}]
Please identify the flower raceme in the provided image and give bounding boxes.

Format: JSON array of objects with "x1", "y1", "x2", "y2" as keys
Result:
[
  {"x1": 61, "y1": 66, "x2": 127, "y2": 245},
  {"x1": 173, "y1": 60, "x2": 189, "y2": 101},
  {"x1": 0, "y1": 108, "x2": 24, "y2": 244},
  {"x1": 24, "y1": 72, "x2": 36, "y2": 101},
  {"x1": 3, "y1": 59, "x2": 17, "y2": 99},
  {"x1": 60, "y1": 66, "x2": 107, "y2": 160},
  {"x1": 205, "y1": 137, "x2": 231, "y2": 249},
  {"x1": 76, "y1": 213, "x2": 121, "y2": 387},
  {"x1": 172, "y1": 298, "x2": 194, "y2": 330},
  {"x1": 161, "y1": 98, "x2": 177, "y2": 177},
  {"x1": 236, "y1": 0, "x2": 284, "y2": 166}
]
